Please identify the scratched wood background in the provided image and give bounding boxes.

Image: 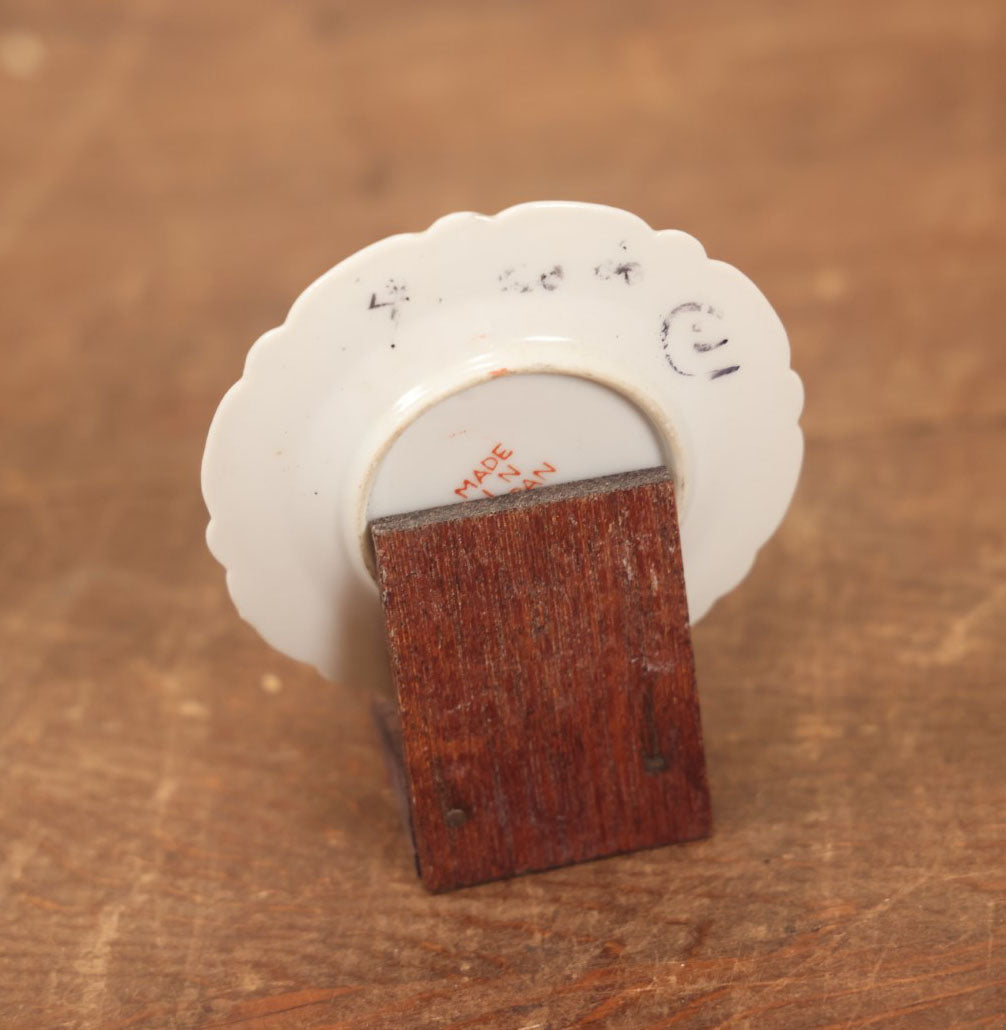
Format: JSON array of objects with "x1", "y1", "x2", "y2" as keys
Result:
[{"x1": 1, "y1": 1, "x2": 1004, "y2": 1027}]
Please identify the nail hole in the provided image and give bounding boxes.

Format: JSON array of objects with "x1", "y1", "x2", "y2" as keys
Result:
[
  {"x1": 643, "y1": 754, "x2": 668, "y2": 774},
  {"x1": 444, "y1": 808, "x2": 468, "y2": 828}
]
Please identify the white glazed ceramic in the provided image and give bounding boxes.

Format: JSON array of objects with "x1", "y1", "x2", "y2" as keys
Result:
[{"x1": 202, "y1": 202, "x2": 804, "y2": 683}]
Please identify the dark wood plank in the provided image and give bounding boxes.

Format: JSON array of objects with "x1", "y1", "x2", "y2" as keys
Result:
[{"x1": 371, "y1": 469, "x2": 710, "y2": 891}]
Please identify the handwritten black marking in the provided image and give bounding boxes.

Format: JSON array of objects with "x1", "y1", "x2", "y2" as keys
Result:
[
  {"x1": 661, "y1": 301, "x2": 740, "y2": 380},
  {"x1": 498, "y1": 268, "x2": 533, "y2": 293},
  {"x1": 499, "y1": 265, "x2": 564, "y2": 293},
  {"x1": 367, "y1": 278, "x2": 410, "y2": 322},
  {"x1": 659, "y1": 315, "x2": 694, "y2": 377},
  {"x1": 595, "y1": 259, "x2": 642, "y2": 285},
  {"x1": 662, "y1": 353, "x2": 693, "y2": 377},
  {"x1": 670, "y1": 301, "x2": 702, "y2": 318}
]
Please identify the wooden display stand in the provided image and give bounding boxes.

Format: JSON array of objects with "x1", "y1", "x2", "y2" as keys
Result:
[{"x1": 370, "y1": 466, "x2": 711, "y2": 893}]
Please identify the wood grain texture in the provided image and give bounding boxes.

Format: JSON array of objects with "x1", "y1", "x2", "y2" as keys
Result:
[
  {"x1": 372, "y1": 469, "x2": 710, "y2": 892},
  {"x1": 1, "y1": 0, "x2": 1004, "y2": 1026}
]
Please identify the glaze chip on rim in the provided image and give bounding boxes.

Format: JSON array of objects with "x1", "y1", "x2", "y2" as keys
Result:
[{"x1": 202, "y1": 202, "x2": 804, "y2": 683}]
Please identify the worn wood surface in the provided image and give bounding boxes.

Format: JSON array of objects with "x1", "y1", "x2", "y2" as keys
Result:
[
  {"x1": 372, "y1": 469, "x2": 710, "y2": 892},
  {"x1": 1, "y1": 0, "x2": 1004, "y2": 1026}
]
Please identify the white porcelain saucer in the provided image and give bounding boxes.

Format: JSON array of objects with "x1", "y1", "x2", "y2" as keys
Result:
[{"x1": 202, "y1": 202, "x2": 804, "y2": 683}]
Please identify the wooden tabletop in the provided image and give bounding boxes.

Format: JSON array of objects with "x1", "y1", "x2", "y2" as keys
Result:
[{"x1": 1, "y1": 2, "x2": 1003, "y2": 1027}]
